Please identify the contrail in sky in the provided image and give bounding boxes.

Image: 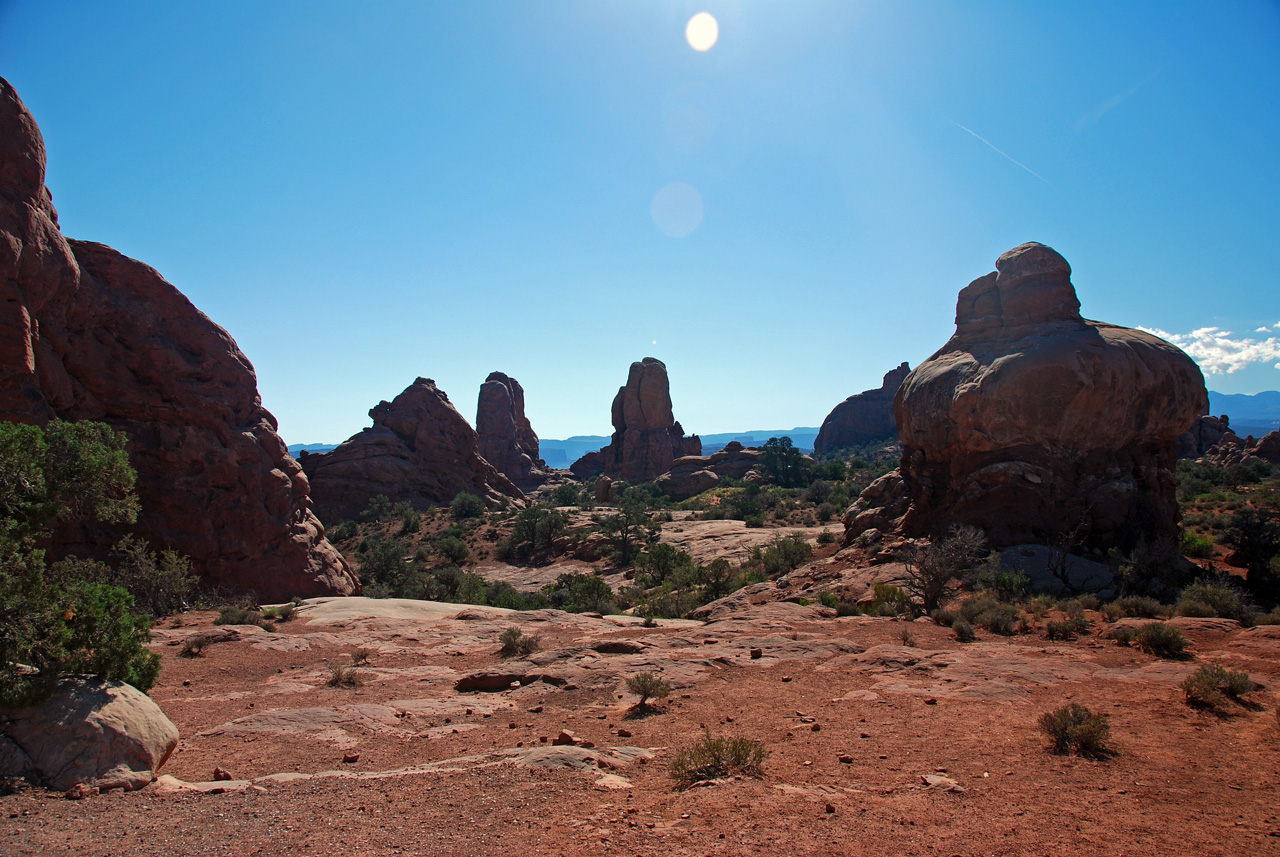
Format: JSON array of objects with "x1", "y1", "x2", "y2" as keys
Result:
[{"x1": 951, "y1": 121, "x2": 1049, "y2": 185}]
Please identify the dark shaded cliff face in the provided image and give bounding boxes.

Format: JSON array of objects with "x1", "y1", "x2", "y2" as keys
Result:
[
  {"x1": 303, "y1": 377, "x2": 524, "y2": 522},
  {"x1": 476, "y1": 371, "x2": 547, "y2": 492},
  {"x1": 0, "y1": 77, "x2": 356, "y2": 601},
  {"x1": 845, "y1": 242, "x2": 1207, "y2": 553},
  {"x1": 813, "y1": 362, "x2": 910, "y2": 456},
  {"x1": 570, "y1": 357, "x2": 700, "y2": 483}
]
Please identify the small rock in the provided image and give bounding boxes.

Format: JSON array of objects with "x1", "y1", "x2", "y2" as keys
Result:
[
  {"x1": 182, "y1": 680, "x2": 191, "y2": 687},
  {"x1": 616, "y1": 729, "x2": 632, "y2": 738},
  {"x1": 212, "y1": 768, "x2": 233, "y2": 781},
  {"x1": 810, "y1": 723, "x2": 821, "y2": 732},
  {"x1": 64, "y1": 783, "x2": 97, "y2": 800},
  {"x1": 508, "y1": 722, "x2": 518, "y2": 729},
  {"x1": 342, "y1": 753, "x2": 360, "y2": 764},
  {"x1": 528, "y1": 706, "x2": 543, "y2": 714},
  {"x1": 750, "y1": 648, "x2": 763, "y2": 659},
  {"x1": 922, "y1": 773, "x2": 965, "y2": 793},
  {"x1": 824, "y1": 803, "x2": 836, "y2": 814},
  {"x1": 782, "y1": 676, "x2": 793, "y2": 683},
  {"x1": 838, "y1": 754, "x2": 854, "y2": 764},
  {"x1": 924, "y1": 698, "x2": 938, "y2": 706},
  {"x1": 552, "y1": 730, "x2": 578, "y2": 746}
]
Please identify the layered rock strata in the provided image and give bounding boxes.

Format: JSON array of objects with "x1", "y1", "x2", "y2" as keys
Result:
[
  {"x1": 0, "y1": 78, "x2": 355, "y2": 600},
  {"x1": 569, "y1": 357, "x2": 700, "y2": 482},
  {"x1": 813, "y1": 362, "x2": 910, "y2": 456},
  {"x1": 476, "y1": 372, "x2": 548, "y2": 491},
  {"x1": 844, "y1": 242, "x2": 1206, "y2": 552},
  {"x1": 303, "y1": 377, "x2": 522, "y2": 521}
]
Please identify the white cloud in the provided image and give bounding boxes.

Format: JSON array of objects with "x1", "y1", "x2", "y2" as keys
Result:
[
  {"x1": 1141, "y1": 326, "x2": 1280, "y2": 374},
  {"x1": 1257, "y1": 327, "x2": 1271, "y2": 333}
]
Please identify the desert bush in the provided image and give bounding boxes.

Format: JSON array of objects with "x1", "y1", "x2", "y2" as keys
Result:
[
  {"x1": 549, "y1": 484, "x2": 580, "y2": 507},
  {"x1": 350, "y1": 647, "x2": 371, "y2": 666},
  {"x1": 1180, "y1": 530, "x2": 1214, "y2": 559},
  {"x1": 755, "y1": 534, "x2": 814, "y2": 577},
  {"x1": 1182, "y1": 663, "x2": 1253, "y2": 709},
  {"x1": 625, "y1": 672, "x2": 671, "y2": 710},
  {"x1": 396, "y1": 503, "x2": 421, "y2": 535},
  {"x1": 262, "y1": 603, "x2": 296, "y2": 623},
  {"x1": 434, "y1": 535, "x2": 472, "y2": 566},
  {"x1": 326, "y1": 662, "x2": 362, "y2": 688},
  {"x1": 898, "y1": 525, "x2": 987, "y2": 613},
  {"x1": 867, "y1": 583, "x2": 911, "y2": 617},
  {"x1": 544, "y1": 572, "x2": 615, "y2": 614},
  {"x1": 669, "y1": 733, "x2": 769, "y2": 789},
  {"x1": 970, "y1": 552, "x2": 1030, "y2": 602},
  {"x1": 1038, "y1": 703, "x2": 1111, "y2": 757},
  {"x1": 328, "y1": 520, "x2": 357, "y2": 542},
  {"x1": 180, "y1": 635, "x2": 209, "y2": 658},
  {"x1": 213, "y1": 606, "x2": 271, "y2": 628},
  {"x1": 1108, "y1": 625, "x2": 1138, "y2": 646},
  {"x1": 1061, "y1": 594, "x2": 1100, "y2": 613},
  {"x1": 1046, "y1": 616, "x2": 1090, "y2": 641},
  {"x1": 819, "y1": 590, "x2": 839, "y2": 609},
  {"x1": 1176, "y1": 578, "x2": 1253, "y2": 622},
  {"x1": 498, "y1": 626, "x2": 541, "y2": 657},
  {"x1": 1135, "y1": 622, "x2": 1187, "y2": 658},
  {"x1": 817, "y1": 528, "x2": 838, "y2": 544},
  {"x1": 897, "y1": 629, "x2": 917, "y2": 648},
  {"x1": 1112, "y1": 596, "x2": 1165, "y2": 618},
  {"x1": 952, "y1": 618, "x2": 976, "y2": 642},
  {"x1": 450, "y1": 492, "x2": 486, "y2": 520},
  {"x1": 361, "y1": 494, "x2": 393, "y2": 522},
  {"x1": 1028, "y1": 594, "x2": 1056, "y2": 619}
]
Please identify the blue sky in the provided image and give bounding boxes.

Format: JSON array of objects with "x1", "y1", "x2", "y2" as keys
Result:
[{"x1": 3, "y1": 1, "x2": 1278, "y2": 443}]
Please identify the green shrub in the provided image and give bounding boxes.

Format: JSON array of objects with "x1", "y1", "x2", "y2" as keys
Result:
[
  {"x1": 549, "y1": 484, "x2": 580, "y2": 507},
  {"x1": 361, "y1": 494, "x2": 393, "y2": 522},
  {"x1": 1028, "y1": 594, "x2": 1056, "y2": 619},
  {"x1": 1180, "y1": 531, "x2": 1214, "y2": 559},
  {"x1": 544, "y1": 572, "x2": 615, "y2": 614},
  {"x1": 817, "y1": 528, "x2": 838, "y2": 545},
  {"x1": 97, "y1": 535, "x2": 196, "y2": 618},
  {"x1": 328, "y1": 520, "x2": 357, "y2": 542},
  {"x1": 1135, "y1": 622, "x2": 1187, "y2": 658},
  {"x1": 1112, "y1": 596, "x2": 1165, "y2": 618},
  {"x1": 498, "y1": 626, "x2": 541, "y2": 657},
  {"x1": 867, "y1": 583, "x2": 911, "y2": 617},
  {"x1": 976, "y1": 603, "x2": 1020, "y2": 635},
  {"x1": 1038, "y1": 703, "x2": 1111, "y2": 757},
  {"x1": 1182, "y1": 663, "x2": 1252, "y2": 709},
  {"x1": 450, "y1": 492, "x2": 486, "y2": 519},
  {"x1": 897, "y1": 629, "x2": 917, "y2": 647},
  {"x1": 953, "y1": 618, "x2": 976, "y2": 643},
  {"x1": 669, "y1": 733, "x2": 768, "y2": 789},
  {"x1": 1046, "y1": 616, "x2": 1090, "y2": 641},
  {"x1": 818, "y1": 590, "x2": 838, "y2": 609},
  {"x1": 1176, "y1": 578, "x2": 1253, "y2": 622},
  {"x1": 434, "y1": 535, "x2": 472, "y2": 566},
  {"x1": 396, "y1": 503, "x2": 421, "y2": 535},
  {"x1": 1108, "y1": 625, "x2": 1138, "y2": 646},
  {"x1": 971, "y1": 552, "x2": 1030, "y2": 602},
  {"x1": 625, "y1": 672, "x2": 671, "y2": 710}
]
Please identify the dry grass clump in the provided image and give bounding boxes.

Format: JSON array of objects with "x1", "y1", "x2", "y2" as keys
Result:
[
  {"x1": 670, "y1": 732, "x2": 769, "y2": 789},
  {"x1": 1038, "y1": 703, "x2": 1112, "y2": 757},
  {"x1": 1181, "y1": 663, "x2": 1253, "y2": 710},
  {"x1": 327, "y1": 662, "x2": 362, "y2": 688},
  {"x1": 1135, "y1": 622, "x2": 1187, "y2": 658},
  {"x1": 498, "y1": 627, "x2": 541, "y2": 657},
  {"x1": 625, "y1": 672, "x2": 671, "y2": 711},
  {"x1": 179, "y1": 635, "x2": 209, "y2": 658}
]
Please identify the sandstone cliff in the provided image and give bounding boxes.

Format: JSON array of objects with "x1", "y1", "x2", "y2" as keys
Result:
[
  {"x1": 813, "y1": 362, "x2": 909, "y2": 456},
  {"x1": 303, "y1": 377, "x2": 522, "y2": 521},
  {"x1": 476, "y1": 372, "x2": 548, "y2": 491},
  {"x1": 570, "y1": 357, "x2": 700, "y2": 483},
  {"x1": 844, "y1": 242, "x2": 1206, "y2": 552},
  {"x1": 0, "y1": 78, "x2": 356, "y2": 601}
]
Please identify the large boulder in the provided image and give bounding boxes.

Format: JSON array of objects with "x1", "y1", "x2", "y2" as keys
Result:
[
  {"x1": 813, "y1": 362, "x2": 909, "y2": 456},
  {"x1": 476, "y1": 372, "x2": 548, "y2": 491},
  {"x1": 303, "y1": 377, "x2": 523, "y2": 521},
  {"x1": 570, "y1": 357, "x2": 700, "y2": 482},
  {"x1": 654, "y1": 441, "x2": 762, "y2": 500},
  {"x1": 1177, "y1": 413, "x2": 1234, "y2": 459},
  {"x1": 1, "y1": 678, "x2": 178, "y2": 792},
  {"x1": 0, "y1": 77, "x2": 355, "y2": 601},
  {"x1": 844, "y1": 243, "x2": 1206, "y2": 552}
]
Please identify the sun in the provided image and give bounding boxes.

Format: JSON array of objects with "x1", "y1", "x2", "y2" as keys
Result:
[{"x1": 685, "y1": 12, "x2": 718, "y2": 52}]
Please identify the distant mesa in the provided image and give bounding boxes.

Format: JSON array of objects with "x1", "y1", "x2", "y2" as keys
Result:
[
  {"x1": 0, "y1": 77, "x2": 356, "y2": 601},
  {"x1": 476, "y1": 371, "x2": 549, "y2": 492},
  {"x1": 845, "y1": 242, "x2": 1207, "y2": 554},
  {"x1": 570, "y1": 357, "x2": 701, "y2": 483},
  {"x1": 302, "y1": 377, "x2": 523, "y2": 522},
  {"x1": 813, "y1": 362, "x2": 910, "y2": 457}
]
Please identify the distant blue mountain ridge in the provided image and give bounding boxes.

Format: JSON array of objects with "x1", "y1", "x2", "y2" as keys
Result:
[
  {"x1": 287, "y1": 393, "x2": 1279, "y2": 462},
  {"x1": 1207, "y1": 390, "x2": 1280, "y2": 437}
]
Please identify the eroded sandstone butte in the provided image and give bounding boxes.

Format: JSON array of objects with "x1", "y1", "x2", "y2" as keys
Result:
[
  {"x1": 303, "y1": 377, "x2": 522, "y2": 522},
  {"x1": 476, "y1": 371, "x2": 548, "y2": 492},
  {"x1": 0, "y1": 78, "x2": 355, "y2": 600},
  {"x1": 813, "y1": 362, "x2": 910, "y2": 456},
  {"x1": 844, "y1": 242, "x2": 1206, "y2": 552},
  {"x1": 569, "y1": 357, "x2": 700, "y2": 483}
]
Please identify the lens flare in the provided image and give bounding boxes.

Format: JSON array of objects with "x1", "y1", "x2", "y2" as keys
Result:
[
  {"x1": 685, "y1": 12, "x2": 718, "y2": 52},
  {"x1": 650, "y1": 182, "x2": 704, "y2": 238}
]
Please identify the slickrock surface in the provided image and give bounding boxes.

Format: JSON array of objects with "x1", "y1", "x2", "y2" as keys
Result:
[
  {"x1": 303, "y1": 377, "x2": 523, "y2": 522},
  {"x1": 813, "y1": 362, "x2": 910, "y2": 456},
  {"x1": 6, "y1": 593, "x2": 1277, "y2": 856},
  {"x1": 846, "y1": 243, "x2": 1207, "y2": 552},
  {"x1": 571, "y1": 357, "x2": 700, "y2": 482},
  {"x1": 477, "y1": 371, "x2": 549, "y2": 491},
  {"x1": 0, "y1": 77, "x2": 354, "y2": 600}
]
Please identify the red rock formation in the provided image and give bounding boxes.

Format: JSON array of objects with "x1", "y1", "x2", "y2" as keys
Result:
[
  {"x1": 0, "y1": 77, "x2": 355, "y2": 601},
  {"x1": 1177, "y1": 414, "x2": 1233, "y2": 459},
  {"x1": 476, "y1": 372, "x2": 548, "y2": 491},
  {"x1": 1200, "y1": 428, "x2": 1280, "y2": 469},
  {"x1": 570, "y1": 357, "x2": 700, "y2": 483},
  {"x1": 813, "y1": 362, "x2": 909, "y2": 456},
  {"x1": 844, "y1": 243, "x2": 1206, "y2": 552},
  {"x1": 303, "y1": 377, "x2": 522, "y2": 521},
  {"x1": 654, "y1": 441, "x2": 762, "y2": 500}
]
